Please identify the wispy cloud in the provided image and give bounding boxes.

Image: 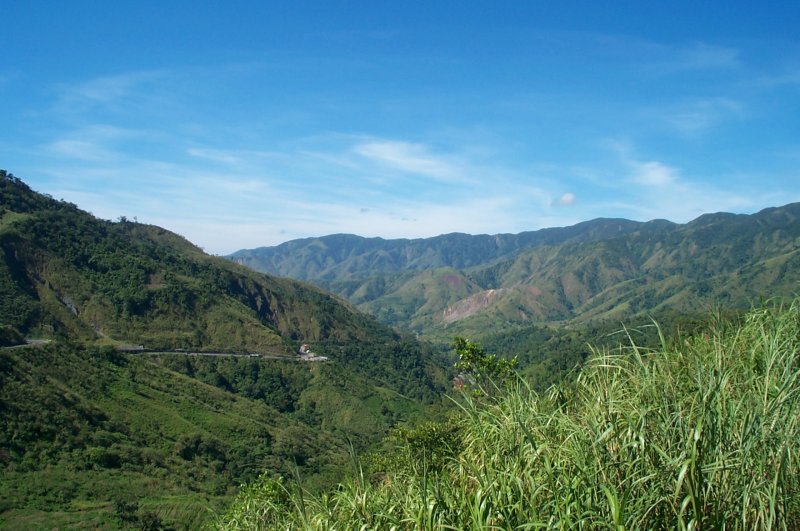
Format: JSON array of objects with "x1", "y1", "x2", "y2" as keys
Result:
[
  {"x1": 630, "y1": 160, "x2": 679, "y2": 187},
  {"x1": 45, "y1": 125, "x2": 147, "y2": 161},
  {"x1": 187, "y1": 147, "x2": 243, "y2": 166},
  {"x1": 652, "y1": 42, "x2": 741, "y2": 74},
  {"x1": 353, "y1": 140, "x2": 468, "y2": 184},
  {"x1": 605, "y1": 140, "x2": 680, "y2": 189},
  {"x1": 746, "y1": 63, "x2": 800, "y2": 88},
  {"x1": 597, "y1": 142, "x2": 766, "y2": 223},
  {"x1": 53, "y1": 70, "x2": 169, "y2": 115},
  {"x1": 660, "y1": 97, "x2": 744, "y2": 135},
  {"x1": 674, "y1": 43, "x2": 741, "y2": 70},
  {"x1": 30, "y1": 127, "x2": 575, "y2": 252}
]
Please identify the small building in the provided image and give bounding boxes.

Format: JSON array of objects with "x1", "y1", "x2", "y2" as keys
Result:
[{"x1": 297, "y1": 343, "x2": 328, "y2": 362}]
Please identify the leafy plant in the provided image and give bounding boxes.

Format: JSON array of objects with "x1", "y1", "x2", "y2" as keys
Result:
[{"x1": 452, "y1": 336, "x2": 517, "y2": 396}]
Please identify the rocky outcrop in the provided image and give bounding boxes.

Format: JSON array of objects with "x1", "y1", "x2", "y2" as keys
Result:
[{"x1": 441, "y1": 288, "x2": 508, "y2": 324}]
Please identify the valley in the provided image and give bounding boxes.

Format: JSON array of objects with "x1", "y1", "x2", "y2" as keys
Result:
[
  {"x1": 2, "y1": 170, "x2": 799, "y2": 528},
  {"x1": 3, "y1": 4, "x2": 798, "y2": 528}
]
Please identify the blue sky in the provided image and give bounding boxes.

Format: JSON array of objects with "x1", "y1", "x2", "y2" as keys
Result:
[{"x1": 2, "y1": 2, "x2": 799, "y2": 254}]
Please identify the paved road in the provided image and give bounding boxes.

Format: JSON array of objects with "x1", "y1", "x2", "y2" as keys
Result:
[
  {"x1": 2, "y1": 340, "x2": 311, "y2": 362},
  {"x1": 1, "y1": 339, "x2": 52, "y2": 350},
  {"x1": 127, "y1": 350, "x2": 299, "y2": 360}
]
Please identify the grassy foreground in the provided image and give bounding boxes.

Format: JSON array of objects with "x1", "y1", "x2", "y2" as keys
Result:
[{"x1": 215, "y1": 301, "x2": 800, "y2": 529}]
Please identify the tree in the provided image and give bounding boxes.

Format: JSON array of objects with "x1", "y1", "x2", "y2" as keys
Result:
[{"x1": 452, "y1": 337, "x2": 517, "y2": 397}]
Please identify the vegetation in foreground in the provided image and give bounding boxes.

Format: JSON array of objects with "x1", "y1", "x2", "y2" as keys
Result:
[{"x1": 216, "y1": 301, "x2": 800, "y2": 529}]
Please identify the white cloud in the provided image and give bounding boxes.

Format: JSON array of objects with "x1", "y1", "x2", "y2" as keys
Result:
[
  {"x1": 747, "y1": 65, "x2": 800, "y2": 88},
  {"x1": 54, "y1": 70, "x2": 168, "y2": 115},
  {"x1": 353, "y1": 140, "x2": 466, "y2": 183},
  {"x1": 48, "y1": 139, "x2": 112, "y2": 161},
  {"x1": 26, "y1": 126, "x2": 590, "y2": 253},
  {"x1": 605, "y1": 141, "x2": 680, "y2": 188},
  {"x1": 631, "y1": 160, "x2": 678, "y2": 187},
  {"x1": 675, "y1": 43, "x2": 740, "y2": 70},
  {"x1": 554, "y1": 192, "x2": 576, "y2": 206},
  {"x1": 600, "y1": 143, "x2": 776, "y2": 224},
  {"x1": 187, "y1": 147, "x2": 242, "y2": 166},
  {"x1": 45, "y1": 125, "x2": 145, "y2": 161}
]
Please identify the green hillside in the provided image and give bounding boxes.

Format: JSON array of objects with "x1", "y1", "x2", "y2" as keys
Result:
[
  {"x1": 0, "y1": 171, "x2": 449, "y2": 528},
  {"x1": 232, "y1": 204, "x2": 800, "y2": 343},
  {"x1": 0, "y1": 170, "x2": 446, "y2": 399},
  {"x1": 0, "y1": 343, "x2": 302, "y2": 528},
  {"x1": 1, "y1": 170, "x2": 389, "y2": 351}
]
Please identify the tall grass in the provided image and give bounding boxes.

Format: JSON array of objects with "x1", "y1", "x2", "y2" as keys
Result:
[{"x1": 215, "y1": 301, "x2": 800, "y2": 529}]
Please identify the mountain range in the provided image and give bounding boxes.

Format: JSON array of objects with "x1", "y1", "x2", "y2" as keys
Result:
[
  {"x1": 4, "y1": 166, "x2": 799, "y2": 527},
  {"x1": 231, "y1": 204, "x2": 800, "y2": 342}
]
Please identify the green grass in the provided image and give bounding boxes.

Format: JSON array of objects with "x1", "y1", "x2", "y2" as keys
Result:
[{"x1": 216, "y1": 301, "x2": 800, "y2": 529}]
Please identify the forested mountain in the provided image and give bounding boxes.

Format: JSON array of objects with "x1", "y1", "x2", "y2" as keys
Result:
[
  {"x1": 233, "y1": 204, "x2": 800, "y2": 342},
  {"x1": 1, "y1": 170, "x2": 397, "y2": 351},
  {"x1": 0, "y1": 170, "x2": 448, "y2": 528},
  {"x1": 231, "y1": 218, "x2": 643, "y2": 280}
]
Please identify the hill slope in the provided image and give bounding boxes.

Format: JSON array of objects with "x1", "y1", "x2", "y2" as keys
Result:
[
  {"x1": 0, "y1": 170, "x2": 448, "y2": 527},
  {"x1": 0, "y1": 170, "x2": 446, "y2": 393},
  {"x1": 232, "y1": 204, "x2": 800, "y2": 341},
  {"x1": 1, "y1": 171, "x2": 393, "y2": 351}
]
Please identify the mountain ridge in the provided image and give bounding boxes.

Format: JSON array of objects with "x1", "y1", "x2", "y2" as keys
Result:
[
  {"x1": 232, "y1": 203, "x2": 800, "y2": 341},
  {"x1": 231, "y1": 217, "x2": 645, "y2": 280}
]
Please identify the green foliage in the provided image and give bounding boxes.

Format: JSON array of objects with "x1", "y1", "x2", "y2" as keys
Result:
[
  {"x1": 382, "y1": 419, "x2": 461, "y2": 476},
  {"x1": 477, "y1": 310, "x2": 713, "y2": 391},
  {"x1": 212, "y1": 473, "x2": 290, "y2": 529},
  {"x1": 218, "y1": 301, "x2": 800, "y2": 529},
  {"x1": 0, "y1": 324, "x2": 24, "y2": 346},
  {"x1": 0, "y1": 342, "x2": 334, "y2": 527},
  {"x1": 452, "y1": 336, "x2": 516, "y2": 396},
  {"x1": 0, "y1": 337, "x2": 448, "y2": 527},
  {"x1": 113, "y1": 498, "x2": 166, "y2": 530}
]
